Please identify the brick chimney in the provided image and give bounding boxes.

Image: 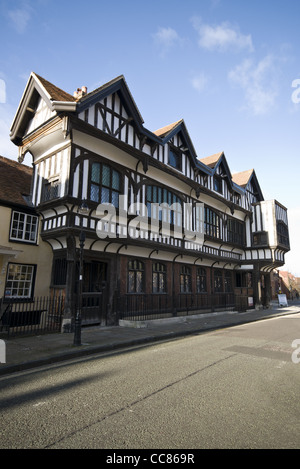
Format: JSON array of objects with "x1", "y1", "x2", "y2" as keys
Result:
[{"x1": 74, "y1": 86, "x2": 87, "y2": 99}]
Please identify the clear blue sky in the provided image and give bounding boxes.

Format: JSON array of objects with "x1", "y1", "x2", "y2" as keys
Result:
[{"x1": 0, "y1": 0, "x2": 299, "y2": 276}]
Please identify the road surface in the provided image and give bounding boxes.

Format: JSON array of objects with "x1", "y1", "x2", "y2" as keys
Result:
[{"x1": 1, "y1": 312, "x2": 300, "y2": 449}]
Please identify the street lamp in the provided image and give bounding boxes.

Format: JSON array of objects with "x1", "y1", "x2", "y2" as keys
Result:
[
  {"x1": 73, "y1": 200, "x2": 89, "y2": 346},
  {"x1": 73, "y1": 230, "x2": 85, "y2": 346}
]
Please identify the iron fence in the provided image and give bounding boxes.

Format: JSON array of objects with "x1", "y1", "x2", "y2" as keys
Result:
[
  {"x1": 0, "y1": 292, "x2": 251, "y2": 336},
  {"x1": 115, "y1": 292, "x2": 241, "y2": 322},
  {"x1": 0, "y1": 296, "x2": 64, "y2": 338}
]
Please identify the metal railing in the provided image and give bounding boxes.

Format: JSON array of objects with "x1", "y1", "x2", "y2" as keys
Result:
[
  {"x1": 0, "y1": 296, "x2": 64, "y2": 337},
  {"x1": 115, "y1": 292, "x2": 240, "y2": 322},
  {"x1": 0, "y1": 292, "x2": 251, "y2": 336}
]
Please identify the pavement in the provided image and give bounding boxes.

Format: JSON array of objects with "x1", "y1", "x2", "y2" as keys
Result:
[{"x1": 1, "y1": 300, "x2": 300, "y2": 376}]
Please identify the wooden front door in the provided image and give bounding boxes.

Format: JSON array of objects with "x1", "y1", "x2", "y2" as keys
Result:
[{"x1": 81, "y1": 261, "x2": 108, "y2": 325}]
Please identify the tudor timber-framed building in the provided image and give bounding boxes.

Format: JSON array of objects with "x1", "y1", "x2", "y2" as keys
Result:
[{"x1": 10, "y1": 72, "x2": 290, "y2": 329}]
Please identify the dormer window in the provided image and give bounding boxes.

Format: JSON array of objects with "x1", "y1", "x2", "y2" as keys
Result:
[{"x1": 168, "y1": 147, "x2": 182, "y2": 171}]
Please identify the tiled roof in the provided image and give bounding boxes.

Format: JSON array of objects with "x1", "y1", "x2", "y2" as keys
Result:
[
  {"x1": 153, "y1": 120, "x2": 183, "y2": 138},
  {"x1": 0, "y1": 156, "x2": 32, "y2": 206},
  {"x1": 199, "y1": 152, "x2": 223, "y2": 168},
  {"x1": 232, "y1": 169, "x2": 253, "y2": 188},
  {"x1": 32, "y1": 73, "x2": 144, "y2": 122},
  {"x1": 33, "y1": 73, "x2": 76, "y2": 102},
  {"x1": 79, "y1": 75, "x2": 125, "y2": 102}
]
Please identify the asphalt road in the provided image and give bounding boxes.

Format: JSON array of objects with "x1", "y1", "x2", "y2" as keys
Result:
[{"x1": 1, "y1": 312, "x2": 300, "y2": 450}]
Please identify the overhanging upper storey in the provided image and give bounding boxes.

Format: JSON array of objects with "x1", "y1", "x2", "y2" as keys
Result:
[{"x1": 251, "y1": 199, "x2": 290, "y2": 250}]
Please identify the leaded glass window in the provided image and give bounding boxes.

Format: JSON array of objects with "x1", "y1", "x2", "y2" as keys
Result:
[
  {"x1": 146, "y1": 185, "x2": 182, "y2": 226},
  {"x1": 180, "y1": 265, "x2": 192, "y2": 293},
  {"x1": 152, "y1": 262, "x2": 167, "y2": 293},
  {"x1": 196, "y1": 267, "x2": 207, "y2": 293},
  {"x1": 214, "y1": 269, "x2": 223, "y2": 293},
  {"x1": 90, "y1": 162, "x2": 121, "y2": 207},
  {"x1": 227, "y1": 218, "x2": 244, "y2": 245},
  {"x1": 224, "y1": 271, "x2": 233, "y2": 292},
  {"x1": 128, "y1": 260, "x2": 144, "y2": 293},
  {"x1": 204, "y1": 207, "x2": 221, "y2": 239}
]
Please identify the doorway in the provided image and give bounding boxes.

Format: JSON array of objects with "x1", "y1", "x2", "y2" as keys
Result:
[{"x1": 81, "y1": 261, "x2": 108, "y2": 325}]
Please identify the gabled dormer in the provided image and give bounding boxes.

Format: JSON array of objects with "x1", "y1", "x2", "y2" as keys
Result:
[
  {"x1": 153, "y1": 119, "x2": 210, "y2": 180},
  {"x1": 77, "y1": 75, "x2": 144, "y2": 133},
  {"x1": 72, "y1": 75, "x2": 166, "y2": 161},
  {"x1": 199, "y1": 151, "x2": 237, "y2": 200},
  {"x1": 232, "y1": 169, "x2": 264, "y2": 204},
  {"x1": 10, "y1": 72, "x2": 77, "y2": 147}
]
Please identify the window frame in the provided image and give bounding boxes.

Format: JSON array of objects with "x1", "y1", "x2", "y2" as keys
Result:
[
  {"x1": 252, "y1": 231, "x2": 269, "y2": 246},
  {"x1": 42, "y1": 178, "x2": 60, "y2": 202},
  {"x1": 10, "y1": 210, "x2": 38, "y2": 244},
  {"x1": 146, "y1": 184, "x2": 182, "y2": 227},
  {"x1": 277, "y1": 221, "x2": 289, "y2": 247},
  {"x1": 168, "y1": 146, "x2": 182, "y2": 172},
  {"x1": 89, "y1": 162, "x2": 121, "y2": 208},
  {"x1": 52, "y1": 258, "x2": 68, "y2": 287},
  {"x1": 213, "y1": 175, "x2": 222, "y2": 194},
  {"x1": 224, "y1": 271, "x2": 233, "y2": 293},
  {"x1": 152, "y1": 262, "x2": 167, "y2": 294},
  {"x1": 127, "y1": 259, "x2": 145, "y2": 294},
  {"x1": 4, "y1": 262, "x2": 36, "y2": 300},
  {"x1": 180, "y1": 265, "x2": 192, "y2": 293},
  {"x1": 205, "y1": 207, "x2": 221, "y2": 239},
  {"x1": 227, "y1": 218, "x2": 245, "y2": 246},
  {"x1": 214, "y1": 269, "x2": 223, "y2": 293},
  {"x1": 196, "y1": 267, "x2": 207, "y2": 293}
]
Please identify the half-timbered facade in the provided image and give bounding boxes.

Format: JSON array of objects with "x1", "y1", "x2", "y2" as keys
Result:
[{"x1": 10, "y1": 73, "x2": 290, "y2": 329}]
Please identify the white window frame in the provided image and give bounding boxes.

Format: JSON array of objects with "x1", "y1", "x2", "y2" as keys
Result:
[
  {"x1": 4, "y1": 263, "x2": 36, "y2": 299},
  {"x1": 10, "y1": 211, "x2": 38, "y2": 244}
]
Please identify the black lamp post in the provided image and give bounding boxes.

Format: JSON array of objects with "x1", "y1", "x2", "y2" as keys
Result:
[
  {"x1": 74, "y1": 230, "x2": 85, "y2": 346},
  {"x1": 74, "y1": 200, "x2": 89, "y2": 346}
]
